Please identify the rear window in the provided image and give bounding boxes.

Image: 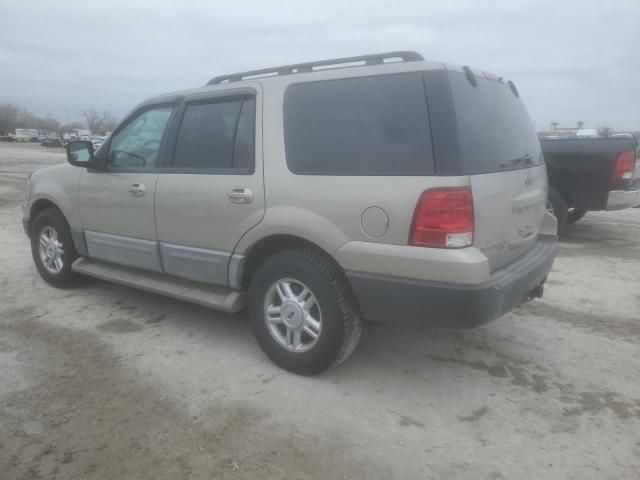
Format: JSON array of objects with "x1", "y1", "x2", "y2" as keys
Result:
[
  {"x1": 284, "y1": 73, "x2": 434, "y2": 176},
  {"x1": 448, "y1": 71, "x2": 542, "y2": 174}
]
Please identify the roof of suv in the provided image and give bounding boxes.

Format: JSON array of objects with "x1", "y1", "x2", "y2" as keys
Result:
[
  {"x1": 205, "y1": 51, "x2": 429, "y2": 85},
  {"x1": 141, "y1": 52, "x2": 437, "y2": 104},
  {"x1": 141, "y1": 51, "x2": 507, "y2": 107}
]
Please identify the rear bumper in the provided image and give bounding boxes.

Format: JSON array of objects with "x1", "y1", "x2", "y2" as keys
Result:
[
  {"x1": 607, "y1": 187, "x2": 640, "y2": 210},
  {"x1": 347, "y1": 235, "x2": 557, "y2": 328}
]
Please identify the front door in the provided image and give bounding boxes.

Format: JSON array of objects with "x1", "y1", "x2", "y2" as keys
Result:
[
  {"x1": 79, "y1": 105, "x2": 174, "y2": 272},
  {"x1": 155, "y1": 89, "x2": 264, "y2": 285}
]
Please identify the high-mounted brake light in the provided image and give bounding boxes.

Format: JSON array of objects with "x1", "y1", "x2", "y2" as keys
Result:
[
  {"x1": 410, "y1": 187, "x2": 474, "y2": 248},
  {"x1": 612, "y1": 151, "x2": 636, "y2": 180}
]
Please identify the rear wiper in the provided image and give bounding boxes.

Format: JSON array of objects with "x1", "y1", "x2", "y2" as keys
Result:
[{"x1": 500, "y1": 154, "x2": 534, "y2": 169}]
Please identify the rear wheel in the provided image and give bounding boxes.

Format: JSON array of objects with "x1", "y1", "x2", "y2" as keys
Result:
[
  {"x1": 30, "y1": 208, "x2": 81, "y2": 288},
  {"x1": 248, "y1": 249, "x2": 362, "y2": 375},
  {"x1": 567, "y1": 209, "x2": 587, "y2": 225},
  {"x1": 547, "y1": 188, "x2": 568, "y2": 238}
]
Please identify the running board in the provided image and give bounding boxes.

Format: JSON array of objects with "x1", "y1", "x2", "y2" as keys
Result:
[{"x1": 71, "y1": 257, "x2": 245, "y2": 313}]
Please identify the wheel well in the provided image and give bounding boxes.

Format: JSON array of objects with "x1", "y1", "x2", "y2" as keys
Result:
[
  {"x1": 28, "y1": 199, "x2": 62, "y2": 234},
  {"x1": 241, "y1": 235, "x2": 339, "y2": 288},
  {"x1": 548, "y1": 185, "x2": 574, "y2": 208}
]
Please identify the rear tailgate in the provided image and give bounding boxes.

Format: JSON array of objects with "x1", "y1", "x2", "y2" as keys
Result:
[
  {"x1": 471, "y1": 165, "x2": 547, "y2": 271},
  {"x1": 439, "y1": 68, "x2": 548, "y2": 271}
]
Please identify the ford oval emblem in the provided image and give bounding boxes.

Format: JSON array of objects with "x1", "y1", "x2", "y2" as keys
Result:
[{"x1": 524, "y1": 172, "x2": 533, "y2": 185}]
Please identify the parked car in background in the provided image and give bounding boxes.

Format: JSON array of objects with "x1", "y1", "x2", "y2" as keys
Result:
[
  {"x1": 91, "y1": 139, "x2": 103, "y2": 152},
  {"x1": 0, "y1": 133, "x2": 16, "y2": 142},
  {"x1": 41, "y1": 138, "x2": 63, "y2": 148},
  {"x1": 23, "y1": 51, "x2": 557, "y2": 374},
  {"x1": 542, "y1": 136, "x2": 640, "y2": 235}
]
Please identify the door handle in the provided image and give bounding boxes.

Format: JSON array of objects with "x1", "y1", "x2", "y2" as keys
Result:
[
  {"x1": 227, "y1": 187, "x2": 253, "y2": 204},
  {"x1": 128, "y1": 183, "x2": 146, "y2": 197}
]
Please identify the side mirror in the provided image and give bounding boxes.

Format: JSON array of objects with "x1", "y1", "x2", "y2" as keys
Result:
[{"x1": 66, "y1": 140, "x2": 98, "y2": 169}]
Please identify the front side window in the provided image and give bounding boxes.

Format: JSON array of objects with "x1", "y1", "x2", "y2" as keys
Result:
[
  {"x1": 172, "y1": 96, "x2": 255, "y2": 172},
  {"x1": 108, "y1": 107, "x2": 173, "y2": 170},
  {"x1": 283, "y1": 73, "x2": 434, "y2": 176}
]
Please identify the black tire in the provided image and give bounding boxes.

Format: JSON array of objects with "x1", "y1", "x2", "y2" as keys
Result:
[
  {"x1": 248, "y1": 249, "x2": 362, "y2": 376},
  {"x1": 567, "y1": 209, "x2": 587, "y2": 225},
  {"x1": 30, "y1": 208, "x2": 81, "y2": 288},
  {"x1": 547, "y1": 188, "x2": 568, "y2": 238}
]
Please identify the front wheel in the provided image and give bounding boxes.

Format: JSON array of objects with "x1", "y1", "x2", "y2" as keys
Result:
[
  {"x1": 248, "y1": 249, "x2": 362, "y2": 375},
  {"x1": 30, "y1": 208, "x2": 81, "y2": 288}
]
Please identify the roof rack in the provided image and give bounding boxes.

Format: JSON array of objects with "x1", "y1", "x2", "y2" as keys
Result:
[{"x1": 206, "y1": 51, "x2": 424, "y2": 85}]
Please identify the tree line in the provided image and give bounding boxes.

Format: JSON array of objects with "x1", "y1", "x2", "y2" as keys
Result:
[{"x1": 0, "y1": 103, "x2": 118, "y2": 136}]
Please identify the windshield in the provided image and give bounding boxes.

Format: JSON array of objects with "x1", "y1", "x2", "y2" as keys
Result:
[{"x1": 449, "y1": 71, "x2": 542, "y2": 174}]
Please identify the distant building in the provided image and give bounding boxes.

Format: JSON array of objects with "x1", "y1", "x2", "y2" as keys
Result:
[
  {"x1": 549, "y1": 122, "x2": 584, "y2": 135},
  {"x1": 575, "y1": 128, "x2": 599, "y2": 138},
  {"x1": 539, "y1": 122, "x2": 617, "y2": 139}
]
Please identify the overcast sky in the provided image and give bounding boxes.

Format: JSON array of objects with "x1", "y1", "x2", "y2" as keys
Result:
[{"x1": 1, "y1": 0, "x2": 638, "y2": 130}]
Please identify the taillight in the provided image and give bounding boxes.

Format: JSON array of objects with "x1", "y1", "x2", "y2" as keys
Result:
[
  {"x1": 612, "y1": 151, "x2": 636, "y2": 180},
  {"x1": 410, "y1": 187, "x2": 474, "y2": 248}
]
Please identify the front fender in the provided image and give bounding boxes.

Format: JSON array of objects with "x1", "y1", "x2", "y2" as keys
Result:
[{"x1": 27, "y1": 164, "x2": 82, "y2": 229}]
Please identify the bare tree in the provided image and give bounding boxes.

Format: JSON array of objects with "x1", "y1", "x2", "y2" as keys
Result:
[
  {"x1": 0, "y1": 103, "x2": 20, "y2": 133},
  {"x1": 100, "y1": 111, "x2": 118, "y2": 133},
  {"x1": 82, "y1": 109, "x2": 119, "y2": 135},
  {"x1": 81, "y1": 109, "x2": 101, "y2": 134},
  {"x1": 1, "y1": 103, "x2": 117, "y2": 136},
  {"x1": 59, "y1": 121, "x2": 85, "y2": 134},
  {"x1": 1, "y1": 103, "x2": 62, "y2": 134},
  {"x1": 598, "y1": 126, "x2": 612, "y2": 137},
  {"x1": 32, "y1": 114, "x2": 60, "y2": 132}
]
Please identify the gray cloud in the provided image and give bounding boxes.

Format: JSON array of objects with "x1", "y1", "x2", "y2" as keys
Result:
[{"x1": 1, "y1": 0, "x2": 638, "y2": 129}]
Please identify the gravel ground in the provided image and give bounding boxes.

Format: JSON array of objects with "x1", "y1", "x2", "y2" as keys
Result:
[{"x1": 1, "y1": 142, "x2": 639, "y2": 479}]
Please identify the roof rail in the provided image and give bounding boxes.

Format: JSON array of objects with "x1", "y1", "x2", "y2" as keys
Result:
[{"x1": 206, "y1": 51, "x2": 424, "y2": 85}]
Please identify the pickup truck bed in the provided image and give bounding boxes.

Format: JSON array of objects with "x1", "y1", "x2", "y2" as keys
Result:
[{"x1": 541, "y1": 136, "x2": 640, "y2": 234}]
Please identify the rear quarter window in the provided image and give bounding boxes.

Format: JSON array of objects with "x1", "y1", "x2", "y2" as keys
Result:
[
  {"x1": 283, "y1": 73, "x2": 434, "y2": 176},
  {"x1": 448, "y1": 71, "x2": 542, "y2": 174}
]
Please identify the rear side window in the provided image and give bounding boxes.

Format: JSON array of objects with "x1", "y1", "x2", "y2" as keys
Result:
[
  {"x1": 172, "y1": 96, "x2": 255, "y2": 172},
  {"x1": 284, "y1": 73, "x2": 434, "y2": 175},
  {"x1": 448, "y1": 72, "x2": 542, "y2": 174}
]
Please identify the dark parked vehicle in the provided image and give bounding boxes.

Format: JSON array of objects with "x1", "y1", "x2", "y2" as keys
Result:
[
  {"x1": 541, "y1": 136, "x2": 640, "y2": 235},
  {"x1": 41, "y1": 138, "x2": 63, "y2": 148}
]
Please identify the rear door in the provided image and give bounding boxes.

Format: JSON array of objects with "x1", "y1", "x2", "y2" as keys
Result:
[
  {"x1": 154, "y1": 87, "x2": 264, "y2": 286},
  {"x1": 443, "y1": 70, "x2": 547, "y2": 270}
]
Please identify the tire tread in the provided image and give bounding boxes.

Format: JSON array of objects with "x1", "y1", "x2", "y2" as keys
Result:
[
  {"x1": 30, "y1": 208, "x2": 80, "y2": 288},
  {"x1": 250, "y1": 248, "x2": 363, "y2": 374}
]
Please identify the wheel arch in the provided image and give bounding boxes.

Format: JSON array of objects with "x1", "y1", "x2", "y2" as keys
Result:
[
  {"x1": 28, "y1": 198, "x2": 66, "y2": 235},
  {"x1": 236, "y1": 234, "x2": 342, "y2": 290}
]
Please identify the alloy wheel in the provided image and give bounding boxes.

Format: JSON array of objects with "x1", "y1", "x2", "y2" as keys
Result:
[
  {"x1": 264, "y1": 278, "x2": 322, "y2": 353},
  {"x1": 38, "y1": 226, "x2": 64, "y2": 274}
]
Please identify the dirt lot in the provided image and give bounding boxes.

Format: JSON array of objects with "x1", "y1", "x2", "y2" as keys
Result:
[{"x1": 1, "y1": 142, "x2": 639, "y2": 479}]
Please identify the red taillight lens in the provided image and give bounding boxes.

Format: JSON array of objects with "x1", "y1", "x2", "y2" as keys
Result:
[
  {"x1": 612, "y1": 151, "x2": 636, "y2": 180},
  {"x1": 410, "y1": 187, "x2": 474, "y2": 248}
]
